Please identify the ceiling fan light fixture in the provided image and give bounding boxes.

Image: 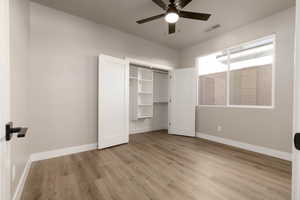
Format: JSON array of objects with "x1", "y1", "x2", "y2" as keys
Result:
[
  {"x1": 165, "y1": 12, "x2": 179, "y2": 23},
  {"x1": 165, "y1": 6, "x2": 179, "y2": 23}
]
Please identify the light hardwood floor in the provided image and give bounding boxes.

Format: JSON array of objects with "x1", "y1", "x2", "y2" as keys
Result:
[{"x1": 21, "y1": 131, "x2": 291, "y2": 200}]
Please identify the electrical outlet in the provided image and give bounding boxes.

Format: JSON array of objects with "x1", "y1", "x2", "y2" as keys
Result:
[
  {"x1": 12, "y1": 164, "x2": 16, "y2": 181},
  {"x1": 217, "y1": 125, "x2": 222, "y2": 132}
]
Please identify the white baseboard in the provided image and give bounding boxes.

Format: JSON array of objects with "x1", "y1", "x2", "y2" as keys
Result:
[
  {"x1": 130, "y1": 128, "x2": 152, "y2": 134},
  {"x1": 12, "y1": 158, "x2": 32, "y2": 200},
  {"x1": 196, "y1": 132, "x2": 292, "y2": 161},
  {"x1": 12, "y1": 143, "x2": 98, "y2": 199},
  {"x1": 130, "y1": 128, "x2": 167, "y2": 135},
  {"x1": 30, "y1": 143, "x2": 97, "y2": 162}
]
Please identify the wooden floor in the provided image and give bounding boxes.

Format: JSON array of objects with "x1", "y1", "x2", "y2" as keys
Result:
[{"x1": 21, "y1": 131, "x2": 292, "y2": 200}]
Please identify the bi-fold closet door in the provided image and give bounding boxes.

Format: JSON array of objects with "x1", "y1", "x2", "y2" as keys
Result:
[
  {"x1": 169, "y1": 68, "x2": 197, "y2": 137},
  {"x1": 98, "y1": 54, "x2": 129, "y2": 149},
  {"x1": 98, "y1": 54, "x2": 197, "y2": 149}
]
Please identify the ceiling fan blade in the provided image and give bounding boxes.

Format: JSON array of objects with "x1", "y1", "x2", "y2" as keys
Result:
[
  {"x1": 152, "y1": 0, "x2": 167, "y2": 10},
  {"x1": 136, "y1": 14, "x2": 165, "y2": 24},
  {"x1": 169, "y1": 23, "x2": 176, "y2": 34},
  {"x1": 177, "y1": 0, "x2": 192, "y2": 8},
  {"x1": 180, "y1": 11, "x2": 211, "y2": 21}
]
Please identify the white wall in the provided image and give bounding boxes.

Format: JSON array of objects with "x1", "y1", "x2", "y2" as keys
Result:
[
  {"x1": 29, "y1": 2, "x2": 179, "y2": 153},
  {"x1": 10, "y1": 0, "x2": 30, "y2": 195},
  {"x1": 180, "y1": 8, "x2": 295, "y2": 153}
]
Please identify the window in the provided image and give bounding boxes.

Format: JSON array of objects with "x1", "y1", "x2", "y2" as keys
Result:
[
  {"x1": 198, "y1": 51, "x2": 227, "y2": 106},
  {"x1": 197, "y1": 35, "x2": 275, "y2": 108}
]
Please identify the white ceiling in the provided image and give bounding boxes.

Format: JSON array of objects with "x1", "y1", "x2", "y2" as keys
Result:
[{"x1": 31, "y1": 0, "x2": 295, "y2": 49}]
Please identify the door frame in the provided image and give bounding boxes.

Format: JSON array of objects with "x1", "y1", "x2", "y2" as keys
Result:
[
  {"x1": 293, "y1": 0, "x2": 300, "y2": 199},
  {"x1": 125, "y1": 57, "x2": 173, "y2": 72},
  {"x1": 125, "y1": 57, "x2": 173, "y2": 134},
  {"x1": 0, "y1": 0, "x2": 11, "y2": 199}
]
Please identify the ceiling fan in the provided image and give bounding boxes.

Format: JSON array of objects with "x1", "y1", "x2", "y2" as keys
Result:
[{"x1": 136, "y1": 0, "x2": 211, "y2": 34}]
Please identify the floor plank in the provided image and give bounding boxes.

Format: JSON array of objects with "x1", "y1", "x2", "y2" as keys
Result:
[{"x1": 21, "y1": 131, "x2": 292, "y2": 200}]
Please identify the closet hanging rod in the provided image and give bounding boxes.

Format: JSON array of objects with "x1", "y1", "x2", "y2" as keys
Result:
[
  {"x1": 153, "y1": 70, "x2": 169, "y2": 74},
  {"x1": 130, "y1": 63, "x2": 169, "y2": 74}
]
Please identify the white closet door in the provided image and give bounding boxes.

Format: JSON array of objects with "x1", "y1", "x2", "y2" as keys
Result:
[
  {"x1": 98, "y1": 54, "x2": 129, "y2": 149},
  {"x1": 169, "y1": 68, "x2": 197, "y2": 137}
]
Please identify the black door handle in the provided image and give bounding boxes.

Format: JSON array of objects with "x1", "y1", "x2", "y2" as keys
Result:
[
  {"x1": 295, "y1": 133, "x2": 300, "y2": 150},
  {"x1": 6, "y1": 122, "x2": 28, "y2": 141}
]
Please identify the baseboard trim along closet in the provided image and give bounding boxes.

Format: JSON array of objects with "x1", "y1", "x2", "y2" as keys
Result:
[
  {"x1": 196, "y1": 132, "x2": 292, "y2": 161},
  {"x1": 30, "y1": 143, "x2": 98, "y2": 162},
  {"x1": 130, "y1": 128, "x2": 168, "y2": 134},
  {"x1": 12, "y1": 158, "x2": 32, "y2": 200}
]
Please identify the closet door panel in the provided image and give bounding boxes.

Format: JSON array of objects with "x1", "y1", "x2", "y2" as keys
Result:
[
  {"x1": 169, "y1": 68, "x2": 196, "y2": 137},
  {"x1": 98, "y1": 55, "x2": 129, "y2": 149}
]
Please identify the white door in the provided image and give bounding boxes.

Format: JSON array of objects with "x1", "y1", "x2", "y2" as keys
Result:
[
  {"x1": 0, "y1": 0, "x2": 11, "y2": 199},
  {"x1": 98, "y1": 55, "x2": 129, "y2": 149},
  {"x1": 169, "y1": 68, "x2": 197, "y2": 137},
  {"x1": 293, "y1": 0, "x2": 300, "y2": 199}
]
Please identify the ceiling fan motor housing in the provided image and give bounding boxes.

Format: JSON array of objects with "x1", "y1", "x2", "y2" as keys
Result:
[{"x1": 167, "y1": 6, "x2": 179, "y2": 15}]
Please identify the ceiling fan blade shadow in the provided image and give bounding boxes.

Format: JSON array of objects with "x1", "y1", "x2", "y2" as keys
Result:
[
  {"x1": 180, "y1": 11, "x2": 211, "y2": 21},
  {"x1": 136, "y1": 13, "x2": 165, "y2": 24},
  {"x1": 152, "y1": 0, "x2": 167, "y2": 10},
  {"x1": 169, "y1": 23, "x2": 176, "y2": 34}
]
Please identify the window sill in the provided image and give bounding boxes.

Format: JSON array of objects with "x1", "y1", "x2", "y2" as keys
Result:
[{"x1": 197, "y1": 105, "x2": 275, "y2": 109}]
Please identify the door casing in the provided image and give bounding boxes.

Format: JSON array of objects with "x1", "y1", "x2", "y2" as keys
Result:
[
  {"x1": 293, "y1": 0, "x2": 300, "y2": 199},
  {"x1": 0, "y1": 0, "x2": 11, "y2": 199}
]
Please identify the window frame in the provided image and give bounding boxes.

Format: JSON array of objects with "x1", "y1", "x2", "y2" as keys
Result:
[{"x1": 196, "y1": 34, "x2": 276, "y2": 109}]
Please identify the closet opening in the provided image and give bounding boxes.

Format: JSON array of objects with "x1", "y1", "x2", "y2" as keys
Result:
[
  {"x1": 98, "y1": 55, "x2": 196, "y2": 148},
  {"x1": 129, "y1": 63, "x2": 170, "y2": 135}
]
